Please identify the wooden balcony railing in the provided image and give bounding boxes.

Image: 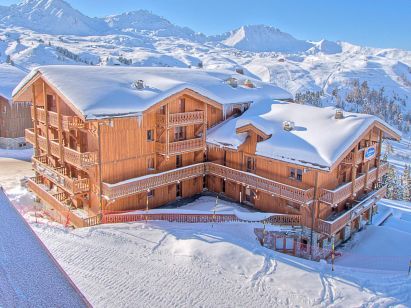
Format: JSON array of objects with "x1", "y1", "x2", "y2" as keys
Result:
[
  {"x1": 156, "y1": 111, "x2": 204, "y2": 127},
  {"x1": 156, "y1": 137, "x2": 204, "y2": 156},
  {"x1": 102, "y1": 161, "x2": 315, "y2": 203},
  {"x1": 32, "y1": 156, "x2": 90, "y2": 195},
  {"x1": 102, "y1": 163, "x2": 206, "y2": 200},
  {"x1": 342, "y1": 149, "x2": 364, "y2": 165},
  {"x1": 27, "y1": 177, "x2": 100, "y2": 228},
  {"x1": 319, "y1": 162, "x2": 389, "y2": 205},
  {"x1": 31, "y1": 107, "x2": 85, "y2": 131},
  {"x1": 206, "y1": 162, "x2": 315, "y2": 204},
  {"x1": 316, "y1": 185, "x2": 387, "y2": 235},
  {"x1": 25, "y1": 129, "x2": 97, "y2": 169}
]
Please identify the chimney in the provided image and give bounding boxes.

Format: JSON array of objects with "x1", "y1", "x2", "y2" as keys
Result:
[
  {"x1": 132, "y1": 80, "x2": 145, "y2": 90},
  {"x1": 235, "y1": 68, "x2": 244, "y2": 75},
  {"x1": 243, "y1": 79, "x2": 255, "y2": 88},
  {"x1": 283, "y1": 121, "x2": 295, "y2": 131},
  {"x1": 226, "y1": 77, "x2": 238, "y2": 88},
  {"x1": 335, "y1": 109, "x2": 344, "y2": 119}
]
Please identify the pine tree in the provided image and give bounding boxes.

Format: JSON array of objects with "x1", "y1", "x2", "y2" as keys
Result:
[
  {"x1": 384, "y1": 165, "x2": 401, "y2": 199},
  {"x1": 402, "y1": 165, "x2": 411, "y2": 201}
]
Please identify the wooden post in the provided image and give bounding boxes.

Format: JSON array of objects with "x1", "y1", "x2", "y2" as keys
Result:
[
  {"x1": 363, "y1": 131, "x2": 373, "y2": 190},
  {"x1": 375, "y1": 130, "x2": 383, "y2": 188},
  {"x1": 31, "y1": 85, "x2": 40, "y2": 156},
  {"x1": 351, "y1": 145, "x2": 359, "y2": 198},
  {"x1": 166, "y1": 102, "x2": 170, "y2": 156},
  {"x1": 310, "y1": 171, "x2": 320, "y2": 259},
  {"x1": 42, "y1": 81, "x2": 50, "y2": 156},
  {"x1": 97, "y1": 122, "x2": 103, "y2": 213},
  {"x1": 56, "y1": 96, "x2": 64, "y2": 162}
]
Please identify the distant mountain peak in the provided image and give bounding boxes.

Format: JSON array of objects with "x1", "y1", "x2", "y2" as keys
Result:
[
  {"x1": 0, "y1": 0, "x2": 105, "y2": 35},
  {"x1": 222, "y1": 24, "x2": 314, "y2": 53}
]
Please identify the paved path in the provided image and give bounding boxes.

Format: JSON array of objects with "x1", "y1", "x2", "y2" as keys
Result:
[{"x1": 0, "y1": 188, "x2": 90, "y2": 307}]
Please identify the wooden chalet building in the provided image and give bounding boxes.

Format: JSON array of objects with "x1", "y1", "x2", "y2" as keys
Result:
[
  {"x1": 13, "y1": 65, "x2": 400, "y2": 256},
  {"x1": 0, "y1": 63, "x2": 32, "y2": 149}
]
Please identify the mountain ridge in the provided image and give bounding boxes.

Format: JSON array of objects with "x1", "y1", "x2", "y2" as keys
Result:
[{"x1": 0, "y1": 0, "x2": 410, "y2": 130}]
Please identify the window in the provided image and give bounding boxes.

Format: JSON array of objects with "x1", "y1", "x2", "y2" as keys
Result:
[
  {"x1": 211, "y1": 107, "x2": 216, "y2": 114},
  {"x1": 47, "y1": 95, "x2": 56, "y2": 112},
  {"x1": 159, "y1": 105, "x2": 166, "y2": 114},
  {"x1": 222, "y1": 180, "x2": 226, "y2": 193},
  {"x1": 2, "y1": 105, "x2": 6, "y2": 113},
  {"x1": 176, "y1": 154, "x2": 182, "y2": 168},
  {"x1": 147, "y1": 157, "x2": 155, "y2": 170},
  {"x1": 147, "y1": 189, "x2": 154, "y2": 198},
  {"x1": 296, "y1": 169, "x2": 303, "y2": 181},
  {"x1": 179, "y1": 98, "x2": 185, "y2": 113},
  {"x1": 174, "y1": 126, "x2": 186, "y2": 141},
  {"x1": 289, "y1": 167, "x2": 303, "y2": 181},
  {"x1": 246, "y1": 156, "x2": 256, "y2": 173},
  {"x1": 147, "y1": 129, "x2": 154, "y2": 141}
]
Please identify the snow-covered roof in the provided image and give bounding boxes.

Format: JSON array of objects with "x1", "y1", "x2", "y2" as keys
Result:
[
  {"x1": 13, "y1": 65, "x2": 292, "y2": 119},
  {"x1": 207, "y1": 100, "x2": 400, "y2": 171},
  {"x1": 0, "y1": 63, "x2": 26, "y2": 100}
]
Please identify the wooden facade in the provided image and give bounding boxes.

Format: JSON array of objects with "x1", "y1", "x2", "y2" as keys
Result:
[
  {"x1": 14, "y1": 72, "x2": 400, "y2": 254},
  {"x1": 0, "y1": 95, "x2": 32, "y2": 140}
]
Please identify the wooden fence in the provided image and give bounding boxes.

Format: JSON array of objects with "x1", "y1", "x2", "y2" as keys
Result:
[{"x1": 101, "y1": 211, "x2": 302, "y2": 226}]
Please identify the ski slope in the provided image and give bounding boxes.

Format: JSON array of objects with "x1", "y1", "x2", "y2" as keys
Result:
[{"x1": 0, "y1": 189, "x2": 89, "y2": 307}]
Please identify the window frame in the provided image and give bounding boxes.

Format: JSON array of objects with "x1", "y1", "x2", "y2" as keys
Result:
[
  {"x1": 147, "y1": 129, "x2": 154, "y2": 141},
  {"x1": 147, "y1": 157, "x2": 155, "y2": 170}
]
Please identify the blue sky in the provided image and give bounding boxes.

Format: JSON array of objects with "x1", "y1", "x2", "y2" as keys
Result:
[{"x1": 2, "y1": 0, "x2": 411, "y2": 50}]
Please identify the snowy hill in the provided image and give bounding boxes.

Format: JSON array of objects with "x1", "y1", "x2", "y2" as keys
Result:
[
  {"x1": 0, "y1": 0, "x2": 410, "y2": 130},
  {"x1": 0, "y1": 0, "x2": 105, "y2": 35},
  {"x1": 222, "y1": 25, "x2": 314, "y2": 53},
  {"x1": 105, "y1": 10, "x2": 205, "y2": 41}
]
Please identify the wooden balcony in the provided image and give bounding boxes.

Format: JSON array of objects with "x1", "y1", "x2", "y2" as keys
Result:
[
  {"x1": 206, "y1": 162, "x2": 315, "y2": 204},
  {"x1": 156, "y1": 137, "x2": 204, "y2": 156},
  {"x1": 31, "y1": 107, "x2": 85, "y2": 131},
  {"x1": 316, "y1": 185, "x2": 387, "y2": 236},
  {"x1": 25, "y1": 129, "x2": 97, "y2": 169},
  {"x1": 102, "y1": 163, "x2": 206, "y2": 200},
  {"x1": 319, "y1": 162, "x2": 389, "y2": 205},
  {"x1": 156, "y1": 111, "x2": 204, "y2": 127},
  {"x1": 27, "y1": 177, "x2": 100, "y2": 228},
  {"x1": 342, "y1": 148, "x2": 365, "y2": 165},
  {"x1": 32, "y1": 156, "x2": 89, "y2": 195},
  {"x1": 102, "y1": 161, "x2": 315, "y2": 203}
]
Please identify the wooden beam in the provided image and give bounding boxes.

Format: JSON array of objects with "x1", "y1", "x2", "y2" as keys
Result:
[
  {"x1": 42, "y1": 81, "x2": 50, "y2": 156},
  {"x1": 351, "y1": 145, "x2": 358, "y2": 198},
  {"x1": 31, "y1": 84, "x2": 39, "y2": 156},
  {"x1": 375, "y1": 129, "x2": 383, "y2": 188},
  {"x1": 56, "y1": 96, "x2": 64, "y2": 163},
  {"x1": 363, "y1": 131, "x2": 372, "y2": 190}
]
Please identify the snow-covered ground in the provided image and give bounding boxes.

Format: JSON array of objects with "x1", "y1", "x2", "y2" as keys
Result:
[
  {"x1": 385, "y1": 138, "x2": 411, "y2": 172},
  {"x1": 0, "y1": 189, "x2": 89, "y2": 307},
  {"x1": 29, "y1": 211, "x2": 411, "y2": 307},
  {"x1": 336, "y1": 199, "x2": 411, "y2": 272}
]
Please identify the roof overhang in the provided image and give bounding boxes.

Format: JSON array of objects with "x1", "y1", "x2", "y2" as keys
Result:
[{"x1": 236, "y1": 123, "x2": 271, "y2": 140}]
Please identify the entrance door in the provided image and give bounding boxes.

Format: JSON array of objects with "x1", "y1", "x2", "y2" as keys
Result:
[
  {"x1": 176, "y1": 183, "x2": 182, "y2": 198},
  {"x1": 245, "y1": 187, "x2": 255, "y2": 206}
]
